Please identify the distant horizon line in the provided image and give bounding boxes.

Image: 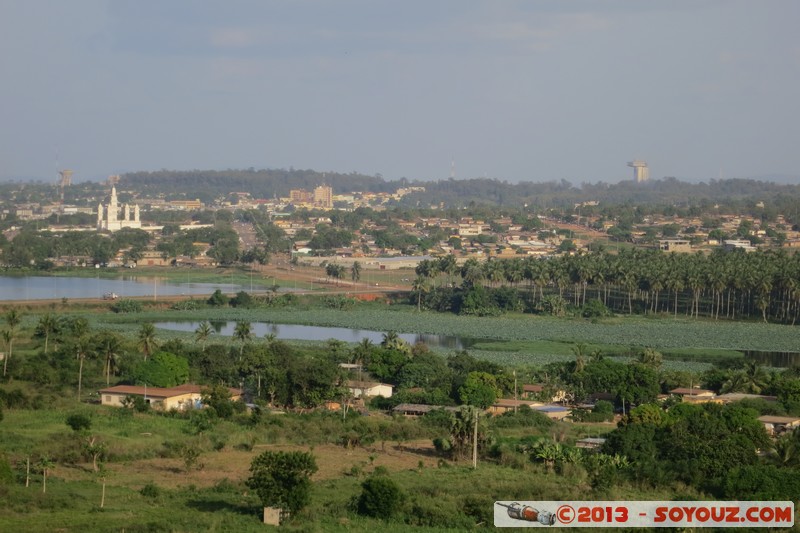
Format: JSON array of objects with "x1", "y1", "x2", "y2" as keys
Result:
[{"x1": 1, "y1": 169, "x2": 799, "y2": 187}]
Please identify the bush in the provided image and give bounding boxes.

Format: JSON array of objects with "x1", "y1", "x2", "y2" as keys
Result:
[
  {"x1": 0, "y1": 453, "x2": 13, "y2": 485},
  {"x1": 140, "y1": 483, "x2": 161, "y2": 498},
  {"x1": 229, "y1": 291, "x2": 254, "y2": 308},
  {"x1": 582, "y1": 299, "x2": 611, "y2": 318},
  {"x1": 207, "y1": 289, "x2": 229, "y2": 307},
  {"x1": 111, "y1": 299, "x2": 143, "y2": 313},
  {"x1": 66, "y1": 413, "x2": 92, "y2": 432},
  {"x1": 170, "y1": 299, "x2": 202, "y2": 311},
  {"x1": 122, "y1": 395, "x2": 150, "y2": 413},
  {"x1": 490, "y1": 405, "x2": 555, "y2": 430},
  {"x1": 321, "y1": 295, "x2": 355, "y2": 310},
  {"x1": 357, "y1": 475, "x2": 405, "y2": 519},
  {"x1": 0, "y1": 388, "x2": 31, "y2": 409}
]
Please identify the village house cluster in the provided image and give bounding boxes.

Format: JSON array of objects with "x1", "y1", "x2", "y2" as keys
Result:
[{"x1": 3, "y1": 177, "x2": 800, "y2": 271}]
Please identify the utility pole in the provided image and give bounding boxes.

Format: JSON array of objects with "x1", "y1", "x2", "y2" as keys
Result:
[
  {"x1": 472, "y1": 409, "x2": 478, "y2": 469},
  {"x1": 514, "y1": 370, "x2": 518, "y2": 414}
]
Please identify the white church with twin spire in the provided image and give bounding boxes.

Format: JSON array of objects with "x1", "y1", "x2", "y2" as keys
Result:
[{"x1": 97, "y1": 186, "x2": 141, "y2": 232}]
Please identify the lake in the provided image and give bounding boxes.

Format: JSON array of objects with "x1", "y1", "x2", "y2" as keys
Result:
[
  {"x1": 155, "y1": 321, "x2": 470, "y2": 350},
  {"x1": 0, "y1": 275, "x2": 271, "y2": 301},
  {"x1": 156, "y1": 320, "x2": 800, "y2": 366}
]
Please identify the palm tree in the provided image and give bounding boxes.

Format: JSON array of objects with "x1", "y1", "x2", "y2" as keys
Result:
[
  {"x1": 437, "y1": 254, "x2": 458, "y2": 287},
  {"x1": 2, "y1": 329, "x2": 13, "y2": 377},
  {"x1": 638, "y1": 348, "x2": 663, "y2": 369},
  {"x1": 233, "y1": 320, "x2": 253, "y2": 357},
  {"x1": 352, "y1": 338, "x2": 373, "y2": 380},
  {"x1": 412, "y1": 275, "x2": 429, "y2": 312},
  {"x1": 740, "y1": 360, "x2": 769, "y2": 394},
  {"x1": 96, "y1": 331, "x2": 123, "y2": 385},
  {"x1": 572, "y1": 343, "x2": 588, "y2": 374},
  {"x1": 36, "y1": 313, "x2": 59, "y2": 354},
  {"x1": 137, "y1": 323, "x2": 158, "y2": 360},
  {"x1": 70, "y1": 317, "x2": 90, "y2": 339},
  {"x1": 381, "y1": 331, "x2": 410, "y2": 355},
  {"x1": 351, "y1": 260, "x2": 362, "y2": 283},
  {"x1": 3, "y1": 309, "x2": 22, "y2": 377},
  {"x1": 194, "y1": 321, "x2": 213, "y2": 352},
  {"x1": 75, "y1": 335, "x2": 94, "y2": 401},
  {"x1": 770, "y1": 434, "x2": 798, "y2": 466},
  {"x1": 4, "y1": 308, "x2": 22, "y2": 331},
  {"x1": 38, "y1": 456, "x2": 55, "y2": 494}
]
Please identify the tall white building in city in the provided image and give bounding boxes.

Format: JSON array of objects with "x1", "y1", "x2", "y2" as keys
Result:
[{"x1": 97, "y1": 186, "x2": 141, "y2": 231}]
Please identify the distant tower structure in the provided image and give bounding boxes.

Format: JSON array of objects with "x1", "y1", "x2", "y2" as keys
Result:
[
  {"x1": 313, "y1": 184, "x2": 333, "y2": 209},
  {"x1": 628, "y1": 160, "x2": 649, "y2": 183},
  {"x1": 58, "y1": 169, "x2": 73, "y2": 187},
  {"x1": 107, "y1": 174, "x2": 121, "y2": 187},
  {"x1": 450, "y1": 158, "x2": 456, "y2": 179},
  {"x1": 58, "y1": 169, "x2": 73, "y2": 202},
  {"x1": 97, "y1": 186, "x2": 141, "y2": 232}
]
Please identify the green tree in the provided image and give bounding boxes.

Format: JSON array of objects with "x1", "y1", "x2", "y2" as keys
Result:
[
  {"x1": 134, "y1": 351, "x2": 189, "y2": 388},
  {"x1": 246, "y1": 451, "x2": 318, "y2": 521},
  {"x1": 351, "y1": 260, "x2": 362, "y2": 283},
  {"x1": 1, "y1": 330, "x2": 13, "y2": 378},
  {"x1": 207, "y1": 289, "x2": 229, "y2": 307},
  {"x1": 233, "y1": 320, "x2": 253, "y2": 357},
  {"x1": 2, "y1": 309, "x2": 22, "y2": 377},
  {"x1": 357, "y1": 475, "x2": 405, "y2": 518},
  {"x1": 66, "y1": 413, "x2": 92, "y2": 432},
  {"x1": 194, "y1": 321, "x2": 213, "y2": 352},
  {"x1": 411, "y1": 275, "x2": 429, "y2": 312},
  {"x1": 38, "y1": 456, "x2": 55, "y2": 494},
  {"x1": 84, "y1": 435, "x2": 107, "y2": 473},
  {"x1": 137, "y1": 323, "x2": 158, "y2": 360},
  {"x1": 74, "y1": 335, "x2": 94, "y2": 401},
  {"x1": 95, "y1": 331, "x2": 124, "y2": 385},
  {"x1": 458, "y1": 371, "x2": 500, "y2": 408},
  {"x1": 201, "y1": 384, "x2": 236, "y2": 418},
  {"x1": 35, "y1": 313, "x2": 58, "y2": 354}
]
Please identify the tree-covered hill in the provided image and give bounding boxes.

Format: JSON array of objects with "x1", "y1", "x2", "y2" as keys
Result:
[
  {"x1": 119, "y1": 169, "x2": 800, "y2": 211},
  {"x1": 120, "y1": 168, "x2": 401, "y2": 203}
]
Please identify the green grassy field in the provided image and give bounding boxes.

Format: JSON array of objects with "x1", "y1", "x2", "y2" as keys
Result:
[
  {"x1": 0, "y1": 404, "x2": 652, "y2": 533},
  {"x1": 81, "y1": 303, "x2": 797, "y2": 371},
  {"x1": 3, "y1": 294, "x2": 799, "y2": 530}
]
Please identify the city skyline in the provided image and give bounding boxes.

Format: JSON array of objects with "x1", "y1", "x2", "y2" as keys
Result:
[{"x1": 1, "y1": 1, "x2": 799, "y2": 184}]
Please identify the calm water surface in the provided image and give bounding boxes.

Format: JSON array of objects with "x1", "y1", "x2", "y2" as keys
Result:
[
  {"x1": 0, "y1": 275, "x2": 270, "y2": 301},
  {"x1": 156, "y1": 320, "x2": 470, "y2": 349}
]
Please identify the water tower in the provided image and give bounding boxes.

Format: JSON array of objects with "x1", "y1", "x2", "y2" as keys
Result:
[
  {"x1": 627, "y1": 160, "x2": 649, "y2": 183},
  {"x1": 57, "y1": 169, "x2": 73, "y2": 201}
]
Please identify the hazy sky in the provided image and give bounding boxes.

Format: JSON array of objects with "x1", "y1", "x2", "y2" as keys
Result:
[{"x1": 1, "y1": 1, "x2": 799, "y2": 184}]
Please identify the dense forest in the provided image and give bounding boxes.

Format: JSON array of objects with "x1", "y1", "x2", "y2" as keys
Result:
[
  {"x1": 116, "y1": 170, "x2": 800, "y2": 213},
  {"x1": 411, "y1": 249, "x2": 800, "y2": 324}
]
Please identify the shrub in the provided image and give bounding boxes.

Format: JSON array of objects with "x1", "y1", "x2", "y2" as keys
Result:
[
  {"x1": 207, "y1": 289, "x2": 229, "y2": 307},
  {"x1": 321, "y1": 295, "x2": 355, "y2": 310},
  {"x1": 491, "y1": 405, "x2": 555, "y2": 430},
  {"x1": 582, "y1": 299, "x2": 611, "y2": 318},
  {"x1": 181, "y1": 445, "x2": 202, "y2": 471},
  {"x1": 140, "y1": 483, "x2": 161, "y2": 498},
  {"x1": 0, "y1": 453, "x2": 13, "y2": 485},
  {"x1": 122, "y1": 395, "x2": 150, "y2": 413},
  {"x1": 357, "y1": 475, "x2": 405, "y2": 519},
  {"x1": 170, "y1": 299, "x2": 202, "y2": 311},
  {"x1": 111, "y1": 299, "x2": 143, "y2": 313},
  {"x1": 229, "y1": 291, "x2": 254, "y2": 308},
  {"x1": 66, "y1": 413, "x2": 92, "y2": 432},
  {"x1": 247, "y1": 450, "x2": 318, "y2": 519}
]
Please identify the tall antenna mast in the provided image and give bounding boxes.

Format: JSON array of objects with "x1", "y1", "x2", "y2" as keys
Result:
[{"x1": 450, "y1": 158, "x2": 456, "y2": 179}]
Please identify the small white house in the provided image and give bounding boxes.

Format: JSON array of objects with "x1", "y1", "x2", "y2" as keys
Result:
[{"x1": 347, "y1": 380, "x2": 393, "y2": 399}]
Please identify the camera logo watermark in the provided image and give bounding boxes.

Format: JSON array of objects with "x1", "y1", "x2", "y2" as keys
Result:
[{"x1": 494, "y1": 501, "x2": 794, "y2": 528}]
